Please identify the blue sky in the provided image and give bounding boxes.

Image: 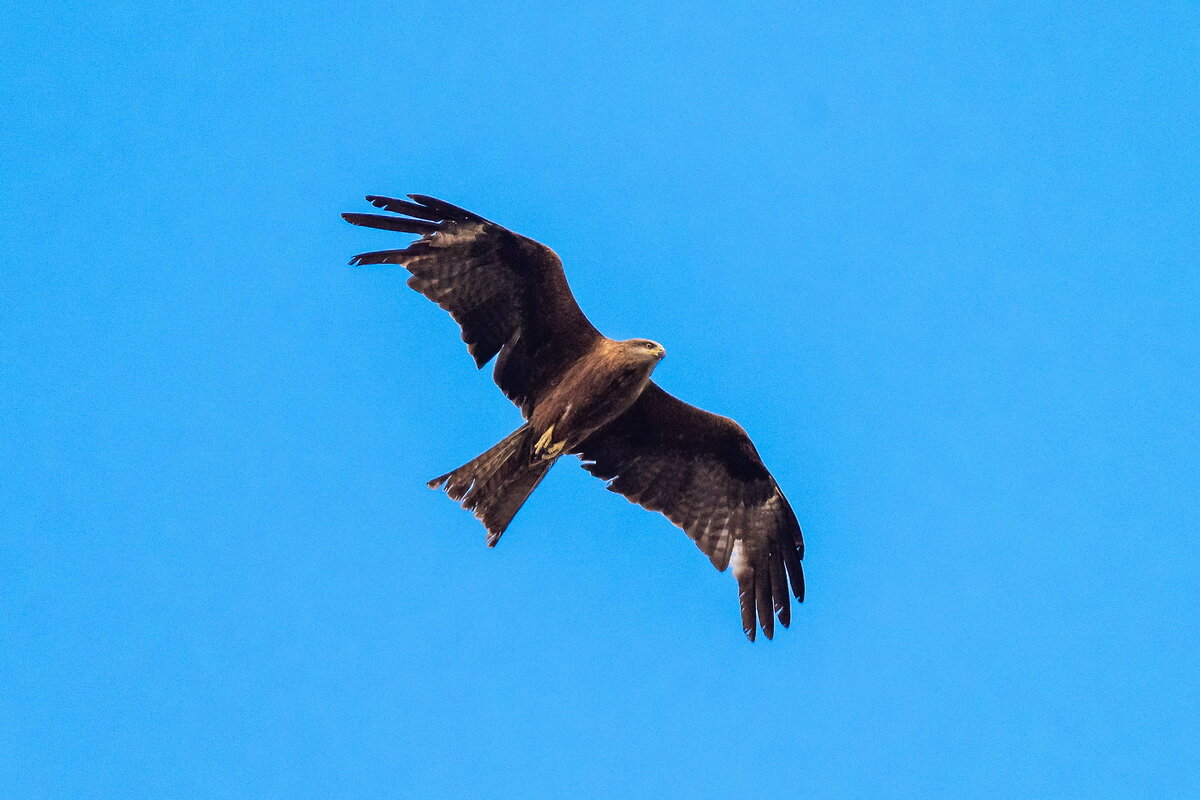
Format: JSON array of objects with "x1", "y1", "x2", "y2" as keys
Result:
[{"x1": 2, "y1": 1, "x2": 1198, "y2": 797}]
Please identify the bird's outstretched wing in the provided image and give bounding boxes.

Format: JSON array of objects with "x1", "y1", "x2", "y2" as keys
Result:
[
  {"x1": 343, "y1": 195, "x2": 601, "y2": 416},
  {"x1": 576, "y1": 384, "x2": 805, "y2": 641}
]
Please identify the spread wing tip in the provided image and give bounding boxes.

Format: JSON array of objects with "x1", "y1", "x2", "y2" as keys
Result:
[
  {"x1": 349, "y1": 193, "x2": 483, "y2": 224},
  {"x1": 734, "y1": 543, "x2": 804, "y2": 642}
]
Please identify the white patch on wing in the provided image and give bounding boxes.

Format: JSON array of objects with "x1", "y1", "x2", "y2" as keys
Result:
[
  {"x1": 430, "y1": 222, "x2": 487, "y2": 248},
  {"x1": 754, "y1": 491, "x2": 781, "y2": 544},
  {"x1": 730, "y1": 539, "x2": 751, "y2": 582}
]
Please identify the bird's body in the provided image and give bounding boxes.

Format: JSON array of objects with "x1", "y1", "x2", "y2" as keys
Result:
[
  {"x1": 529, "y1": 337, "x2": 665, "y2": 460},
  {"x1": 343, "y1": 194, "x2": 805, "y2": 640}
]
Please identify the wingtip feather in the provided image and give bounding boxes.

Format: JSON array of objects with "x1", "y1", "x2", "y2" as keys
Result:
[
  {"x1": 406, "y1": 194, "x2": 485, "y2": 222},
  {"x1": 364, "y1": 195, "x2": 445, "y2": 220},
  {"x1": 342, "y1": 212, "x2": 438, "y2": 234}
]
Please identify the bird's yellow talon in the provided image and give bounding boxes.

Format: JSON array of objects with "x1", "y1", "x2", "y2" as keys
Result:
[{"x1": 534, "y1": 426, "x2": 565, "y2": 458}]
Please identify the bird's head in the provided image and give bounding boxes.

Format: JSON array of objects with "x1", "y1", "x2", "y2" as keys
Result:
[{"x1": 621, "y1": 338, "x2": 667, "y2": 365}]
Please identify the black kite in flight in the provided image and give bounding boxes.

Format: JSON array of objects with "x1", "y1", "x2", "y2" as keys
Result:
[{"x1": 343, "y1": 194, "x2": 805, "y2": 640}]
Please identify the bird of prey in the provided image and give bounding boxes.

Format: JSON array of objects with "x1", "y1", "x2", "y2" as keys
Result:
[{"x1": 342, "y1": 194, "x2": 805, "y2": 640}]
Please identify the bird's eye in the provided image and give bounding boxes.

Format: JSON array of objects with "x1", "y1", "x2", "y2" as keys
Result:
[{"x1": 644, "y1": 341, "x2": 655, "y2": 349}]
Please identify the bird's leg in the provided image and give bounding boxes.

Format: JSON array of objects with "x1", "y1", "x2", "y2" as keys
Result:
[{"x1": 533, "y1": 425, "x2": 566, "y2": 459}]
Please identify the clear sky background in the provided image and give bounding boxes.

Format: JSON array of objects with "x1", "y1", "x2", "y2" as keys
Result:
[{"x1": 2, "y1": 2, "x2": 1198, "y2": 798}]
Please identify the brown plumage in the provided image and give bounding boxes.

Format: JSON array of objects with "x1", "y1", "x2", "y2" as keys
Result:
[{"x1": 343, "y1": 194, "x2": 805, "y2": 641}]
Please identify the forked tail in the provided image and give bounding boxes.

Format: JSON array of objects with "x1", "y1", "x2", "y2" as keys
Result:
[{"x1": 427, "y1": 424, "x2": 555, "y2": 546}]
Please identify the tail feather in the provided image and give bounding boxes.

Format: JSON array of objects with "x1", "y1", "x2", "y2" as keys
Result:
[{"x1": 428, "y1": 425, "x2": 555, "y2": 546}]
